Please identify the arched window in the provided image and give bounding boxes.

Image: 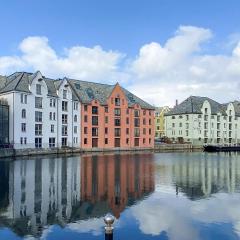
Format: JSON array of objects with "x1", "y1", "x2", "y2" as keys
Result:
[
  {"x1": 74, "y1": 115, "x2": 77, "y2": 122},
  {"x1": 22, "y1": 109, "x2": 26, "y2": 118}
]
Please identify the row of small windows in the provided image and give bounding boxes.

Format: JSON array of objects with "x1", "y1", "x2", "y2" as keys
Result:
[
  {"x1": 83, "y1": 137, "x2": 152, "y2": 145},
  {"x1": 22, "y1": 110, "x2": 78, "y2": 123},
  {"x1": 21, "y1": 136, "x2": 78, "y2": 148},
  {"x1": 83, "y1": 127, "x2": 152, "y2": 136},
  {"x1": 84, "y1": 105, "x2": 152, "y2": 116}
]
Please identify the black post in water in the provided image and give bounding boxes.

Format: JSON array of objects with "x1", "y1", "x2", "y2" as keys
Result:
[{"x1": 104, "y1": 214, "x2": 115, "y2": 240}]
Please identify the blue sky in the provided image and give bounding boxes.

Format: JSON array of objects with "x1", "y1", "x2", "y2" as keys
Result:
[{"x1": 0, "y1": 0, "x2": 240, "y2": 106}]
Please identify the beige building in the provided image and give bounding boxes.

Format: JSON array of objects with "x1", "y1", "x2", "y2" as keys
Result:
[{"x1": 154, "y1": 106, "x2": 171, "y2": 138}]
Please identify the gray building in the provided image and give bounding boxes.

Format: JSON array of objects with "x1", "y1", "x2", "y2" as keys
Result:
[{"x1": 0, "y1": 99, "x2": 9, "y2": 146}]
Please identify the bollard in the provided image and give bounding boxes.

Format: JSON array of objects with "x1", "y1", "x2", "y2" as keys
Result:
[{"x1": 104, "y1": 213, "x2": 115, "y2": 240}]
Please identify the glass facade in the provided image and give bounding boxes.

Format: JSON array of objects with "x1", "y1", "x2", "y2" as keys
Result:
[{"x1": 0, "y1": 104, "x2": 9, "y2": 146}]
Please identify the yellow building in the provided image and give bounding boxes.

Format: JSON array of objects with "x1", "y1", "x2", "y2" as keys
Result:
[{"x1": 154, "y1": 106, "x2": 171, "y2": 138}]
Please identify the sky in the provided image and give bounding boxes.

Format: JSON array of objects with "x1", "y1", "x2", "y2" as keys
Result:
[{"x1": 0, "y1": 0, "x2": 240, "y2": 106}]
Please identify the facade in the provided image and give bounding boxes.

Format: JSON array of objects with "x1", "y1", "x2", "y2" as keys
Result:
[
  {"x1": 0, "y1": 71, "x2": 155, "y2": 150},
  {"x1": 165, "y1": 96, "x2": 240, "y2": 145},
  {"x1": 0, "y1": 72, "x2": 80, "y2": 149},
  {"x1": 0, "y1": 99, "x2": 9, "y2": 146},
  {"x1": 154, "y1": 106, "x2": 170, "y2": 138}
]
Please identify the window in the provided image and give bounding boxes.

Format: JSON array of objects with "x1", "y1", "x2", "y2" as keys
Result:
[
  {"x1": 143, "y1": 138, "x2": 146, "y2": 144},
  {"x1": 74, "y1": 102, "x2": 78, "y2": 110},
  {"x1": 126, "y1": 117, "x2": 129, "y2": 124},
  {"x1": 62, "y1": 101, "x2": 68, "y2": 111},
  {"x1": 49, "y1": 112, "x2": 52, "y2": 120},
  {"x1": 149, "y1": 128, "x2": 152, "y2": 135},
  {"x1": 21, "y1": 94, "x2": 27, "y2": 104},
  {"x1": 143, "y1": 128, "x2": 146, "y2": 135},
  {"x1": 92, "y1": 116, "x2": 98, "y2": 125},
  {"x1": 143, "y1": 118, "x2": 146, "y2": 125},
  {"x1": 84, "y1": 138, "x2": 87, "y2": 144},
  {"x1": 126, "y1": 109, "x2": 129, "y2": 114},
  {"x1": 24, "y1": 138, "x2": 27, "y2": 145},
  {"x1": 134, "y1": 128, "x2": 140, "y2": 137},
  {"x1": 51, "y1": 124, "x2": 54, "y2": 133},
  {"x1": 49, "y1": 138, "x2": 55, "y2": 148},
  {"x1": 105, "y1": 138, "x2": 108, "y2": 144},
  {"x1": 62, "y1": 126, "x2": 68, "y2": 136},
  {"x1": 172, "y1": 116, "x2": 175, "y2": 119},
  {"x1": 50, "y1": 99, "x2": 53, "y2": 107},
  {"x1": 105, "y1": 116, "x2": 108, "y2": 124},
  {"x1": 63, "y1": 90, "x2": 67, "y2": 99},
  {"x1": 53, "y1": 112, "x2": 56, "y2": 120},
  {"x1": 92, "y1": 106, "x2": 98, "y2": 114},
  {"x1": 74, "y1": 126, "x2": 77, "y2": 134},
  {"x1": 62, "y1": 114, "x2": 68, "y2": 124},
  {"x1": 105, "y1": 127, "x2": 108, "y2": 134},
  {"x1": 126, "y1": 128, "x2": 129, "y2": 134},
  {"x1": 134, "y1": 110, "x2": 140, "y2": 117},
  {"x1": 114, "y1": 108, "x2": 121, "y2": 116},
  {"x1": 35, "y1": 97, "x2": 43, "y2": 109},
  {"x1": 62, "y1": 137, "x2": 67, "y2": 147},
  {"x1": 115, "y1": 118, "x2": 121, "y2": 126},
  {"x1": 35, "y1": 111, "x2": 42, "y2": 122},
  {"x1": 21, "y1": 123, "x2": 26, "y2": 132},
  {"x1": 84, "y1": 105, "x2": 88, "y2": 111},
  {"x1": 149, "y1": 119, "x2": 152, "y2": 125},
  {"x1": 115, "y1": 98, "x2": 120, "y2": 106},
  {"x1": 143, "y1": 110, "x2": 146, "y2": 116},
  {"x1": 36, "y1": 84, "x2": 42, "y2": 95},
  {"x1": 84, "y1": 127, "x2": 88, "y2": 134},
  {"x1": 35, "y1": 138, "x2": 42, "y2": 148},
  {"x1": 20, "y1": 137, "x2": 23, "y2": 145},
  {"x1": 92, "y1": 127, "x2": 98, "y2": 136},
  {"x1": 22, "y1": 109, "x2": 26, "y2": 118},
  {"x1": 74, "y1": 115, "x2": 77, "y2": 122},
  {"x1": 115, "y1": 128, "x2": 121, "y2": 137},
  {"x1": 84, "y1": 115, "x2": 88, "y2": 123},
  {"x1": 134, "y1": 118, "x2": 140, "y2": 127},
  {"x1": 134, "y1": 138, "x2": 139, "y2": 147},
  {"x1": 105, "y1": 107, "x2": 108, "y2": 113},
  {"x1": 35, "y1": 124, "x2": 42, "y2": 135},
  {"x1": 126, "y1": 138, "x2": 129, "y2": 144}
]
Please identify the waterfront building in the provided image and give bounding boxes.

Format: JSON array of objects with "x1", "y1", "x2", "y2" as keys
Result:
[
  {"x1": 154, "y1": 106, "x2": 170, "y2": 138},
  {"x1": 0, "y1": 71, "x2": 155, "y2": 150},
  {"x1": 0, "y1": 98, "x2": 9, "y2": 146},
  {"x1": 165, "y1": 96, "x2": 240, "y2": 145}
]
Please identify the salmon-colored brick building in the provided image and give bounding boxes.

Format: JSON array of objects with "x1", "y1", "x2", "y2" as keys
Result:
[{"x1": 68, "y1": 80, "x2": 155, "y2": 150}]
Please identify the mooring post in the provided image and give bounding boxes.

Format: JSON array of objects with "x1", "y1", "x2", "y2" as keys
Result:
[{"x1": 104, "y1": 214, "x2": 115, "y2": 240}]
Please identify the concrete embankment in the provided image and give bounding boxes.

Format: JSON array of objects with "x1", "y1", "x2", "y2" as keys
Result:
[
  {"x1": 154, "y1": 143, "x2": 203, "y2": 152},
  {"x1": 0, "y1": 144, "x2": 203, "y2": 158}
]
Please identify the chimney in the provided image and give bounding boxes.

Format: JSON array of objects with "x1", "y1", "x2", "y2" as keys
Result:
[{"x1": 175, "y1": 99, "x2": 178, "y2": 107}]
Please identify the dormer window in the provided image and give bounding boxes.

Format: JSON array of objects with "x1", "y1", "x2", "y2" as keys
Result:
[
  {"x1": 36, "y1": 84, "x2": 42, "y2": 95},
  {"x1": 115, "y1": 98, "x2": 120, "y2": 106},
  {"x1": 63, "y1": 90, "x2": 67, "y2": 99}
]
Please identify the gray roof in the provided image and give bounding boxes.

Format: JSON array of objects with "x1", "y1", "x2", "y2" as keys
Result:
[
  {"x1": 0, "y1": 71, "x2": 154, "y2": 109},
  {"x1": 165, "y1": 96, "x2": 226, "y2": 116}
]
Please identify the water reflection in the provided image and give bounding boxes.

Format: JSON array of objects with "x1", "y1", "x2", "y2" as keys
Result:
[
  {"x1": 1, "y1": 152, "x2": 240, "y2": 239},
  {"x1": 0, "y1": 153, "x2": 154, "y2": 238}
]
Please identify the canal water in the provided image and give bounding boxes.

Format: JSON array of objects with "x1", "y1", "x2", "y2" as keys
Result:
[{"x1": 0, "y1": 152, "x2": 240, "y2": 240}]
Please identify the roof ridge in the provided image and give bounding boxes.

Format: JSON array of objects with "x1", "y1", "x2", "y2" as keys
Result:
[{"x1": 68, "y1": 78, "x2": 114, "y2": 87}]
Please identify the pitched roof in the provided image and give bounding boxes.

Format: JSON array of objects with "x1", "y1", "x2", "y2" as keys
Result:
[
  {"x1": 165, "y1": 96, "x2": 225, "y2": 116},
  {"x1": 0, "y1": 71, "x2": 154, "y2": 109},
  {"x1": 232, "y1": 101, "x2": 240, "y2": 117}
]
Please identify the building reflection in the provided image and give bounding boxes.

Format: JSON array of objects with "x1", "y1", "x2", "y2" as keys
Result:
[
  {"x1": 81, "y1": 153, "x2": 155, "y2": 218},
  {"x1": 172, "y1": 153, "x2": 240, "y2": 199},
  {"x1": 0, "y1": 153, "x2": 155, "y2": 237}
]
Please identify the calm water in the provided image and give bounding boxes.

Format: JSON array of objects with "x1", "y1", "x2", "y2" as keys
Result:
[{"x1": 1, "y1": 152, "x2": 240, "y2": 240}]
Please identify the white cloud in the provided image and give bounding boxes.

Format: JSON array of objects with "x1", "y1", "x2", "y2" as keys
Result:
[
  {"x1": 0, "y1": 36, "x2": 125, "y2": 83},
  {"x1": 1, "y1": 26, "x2": 240, "y2": 106}
]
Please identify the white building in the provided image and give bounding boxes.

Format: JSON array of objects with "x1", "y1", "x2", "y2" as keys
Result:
[
  {"x1": 0, "y1": 71, "x2": 81, "y2": 149},
  {"x1": 165, "y1": 96, "x2": 240, "y2": 145}
]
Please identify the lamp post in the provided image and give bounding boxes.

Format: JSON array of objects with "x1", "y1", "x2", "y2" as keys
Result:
[{"x1": 104, "y1": 214, "x2": 115, "y2": 240}]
